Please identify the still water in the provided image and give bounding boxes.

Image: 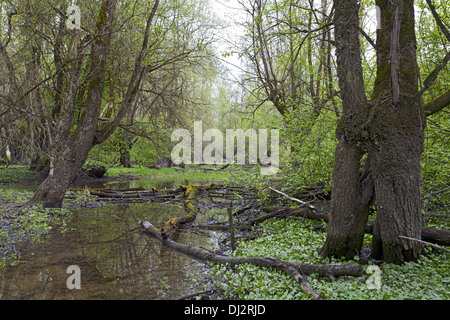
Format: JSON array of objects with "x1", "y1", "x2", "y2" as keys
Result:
[{"x1": 0, "y1": 179, "x2": 230, "y2": 300}]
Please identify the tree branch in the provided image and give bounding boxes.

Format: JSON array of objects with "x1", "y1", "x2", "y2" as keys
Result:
[
  {"x1": 411, "y1": 1, "x2": 450, "y2": 115},
  {"x1": 425, "y1": 0, "x2": 450, "y2": 42},
  {"x1": 94, "y1": 0, "x2": 160, "y2": 144},
  {"x1": 422, "y1": 87, "x2": 450, "y2": 116},
  {"x1": 419, "y1": 50, "x2": 450, "y2": 97}
]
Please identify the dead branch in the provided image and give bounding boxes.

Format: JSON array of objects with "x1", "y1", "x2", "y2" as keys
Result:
[
  {"x1": 399, "y1": 235, "x2": 450, "y2": 253},
  {"x1": 268, "y1": 187, "x2": 329, "y2": 217}
]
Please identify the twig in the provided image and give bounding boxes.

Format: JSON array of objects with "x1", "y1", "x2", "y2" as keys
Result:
[
  {"x1": 268, "y1": 187, "x2": 309, "y2": 206},
  {"x1": 422, "y1": 187, "x2": 450, "y2": 199},
  {"x1": 399, "y1": 235, "x2": 450, "y2": 253},
  {"x1": 268, "y1": 187, "x2": 327, "y2": 215}
]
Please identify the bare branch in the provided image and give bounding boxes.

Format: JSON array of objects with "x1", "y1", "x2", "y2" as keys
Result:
[{"x1": 399, "y1": 235, "x2": 450, "y2": 253}]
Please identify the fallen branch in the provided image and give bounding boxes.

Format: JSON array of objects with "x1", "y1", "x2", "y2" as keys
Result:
[
  {"x1": 268, "y1": 187, "x2": 310, "y2": 206},
  {"x1": 399, "y1": 235, "x2": 450, "y2": 253},
  {"x1": 139, "y1": 221, "x2": 365, "y2": 300},
  {"x1": 268, "y1": 187, "x2": 329, "y2": 218},
  {"x1": 261, "y1": 205, "x2": 330, "y2": 222}
]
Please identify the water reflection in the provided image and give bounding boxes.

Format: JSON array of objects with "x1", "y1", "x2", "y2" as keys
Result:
[{"x1": 0, "y1": 201, "x2": 218, "y2": 300}]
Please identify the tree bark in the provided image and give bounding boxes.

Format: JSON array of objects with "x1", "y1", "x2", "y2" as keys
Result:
[
  {"x1": 323, "y1": 0, "x2": 427, "y2": 264},
  {"x1": 321, "y1": 0, "x2": 372, "y2": 259},
  {"x1": 368, "y1": 0, "x2": 425, "y2": 263}
]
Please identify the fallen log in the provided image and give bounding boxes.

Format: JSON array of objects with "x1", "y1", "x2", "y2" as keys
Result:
[
  {"x1": 160, "y1": 185, "x2": 199, "y2": 238},
  {"x1": 420, "y1": 227, "x2": 450, "y2": 247},
  {"x1": 139, "y1": 220, "x2": 365, "y2": 300},
  {"x1": 399, "y1": 235, "x2": 450, "y2": 253},
  {"x1": 261, "y1": 205, "x2": 329, "y2": 222}
]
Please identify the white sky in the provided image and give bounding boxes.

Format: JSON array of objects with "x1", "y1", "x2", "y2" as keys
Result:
[
  {"x1": 209, "y1": 0, "x2": 247, "y2": 81},
  {"x1": 208, "y1": 0, "x2": 381, "y2": 81}
]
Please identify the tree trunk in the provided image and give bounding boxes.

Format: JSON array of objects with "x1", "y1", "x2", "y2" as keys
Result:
[
  {"x1": 368, "y1": 0, "x2": 424, "y2": 263},
  {"x1": 321, "y1": 0, "x2": 372, "y2": 259},
  {"x1": 120, "y1": 148, "x2": 132, "y2": 168},
  {"x1": 323, "y1": 0, "x2": 425, "y2": 264},
  {"x1": 32, "y1": 0, "x2": 117, "y2": 208}
]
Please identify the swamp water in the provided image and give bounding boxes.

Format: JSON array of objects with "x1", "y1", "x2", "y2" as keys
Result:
[{"x1": 0, "y1": 179, "x2": 242, "y2": 300}]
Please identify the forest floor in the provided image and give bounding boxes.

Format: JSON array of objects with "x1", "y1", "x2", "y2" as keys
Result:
[{"x1": 1, "y1": 165, "x2": 449, "y2": 300}]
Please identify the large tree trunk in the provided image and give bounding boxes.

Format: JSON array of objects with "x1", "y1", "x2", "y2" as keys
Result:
[
  {"x1": 321, "y1": 0, "x2": 372, "y2": 259},
  {"x1": 368, "y1": 0, "x2": 424, "y2": 263},
  {"x1": 323, "y1": 0, "x2": 425, "y2": 264},
  {"x1": 32, "y1": 0, "x2": 117, "y2": 208}
]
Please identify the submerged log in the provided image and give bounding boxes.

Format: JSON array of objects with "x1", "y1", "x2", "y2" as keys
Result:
[{"x1": 139, "y1": 220, "x2": 365, "y2": 300}]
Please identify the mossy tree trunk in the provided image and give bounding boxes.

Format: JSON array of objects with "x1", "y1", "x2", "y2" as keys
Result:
[
  {"x1": 323, "y1": 0, "x2": 425, "y2": 264},
  {"x1": 321, "y1": 0, "x2": 373, "y2": 260},
  {"x1": 368, "y1": 0, "x2": 424, "y2": 263},
  {"x1": 32, "y1": 0, "x2": 160, "y2": 208},
  {"x1": 32, "y1": 0, "x2": 117, "y2": 208}
]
